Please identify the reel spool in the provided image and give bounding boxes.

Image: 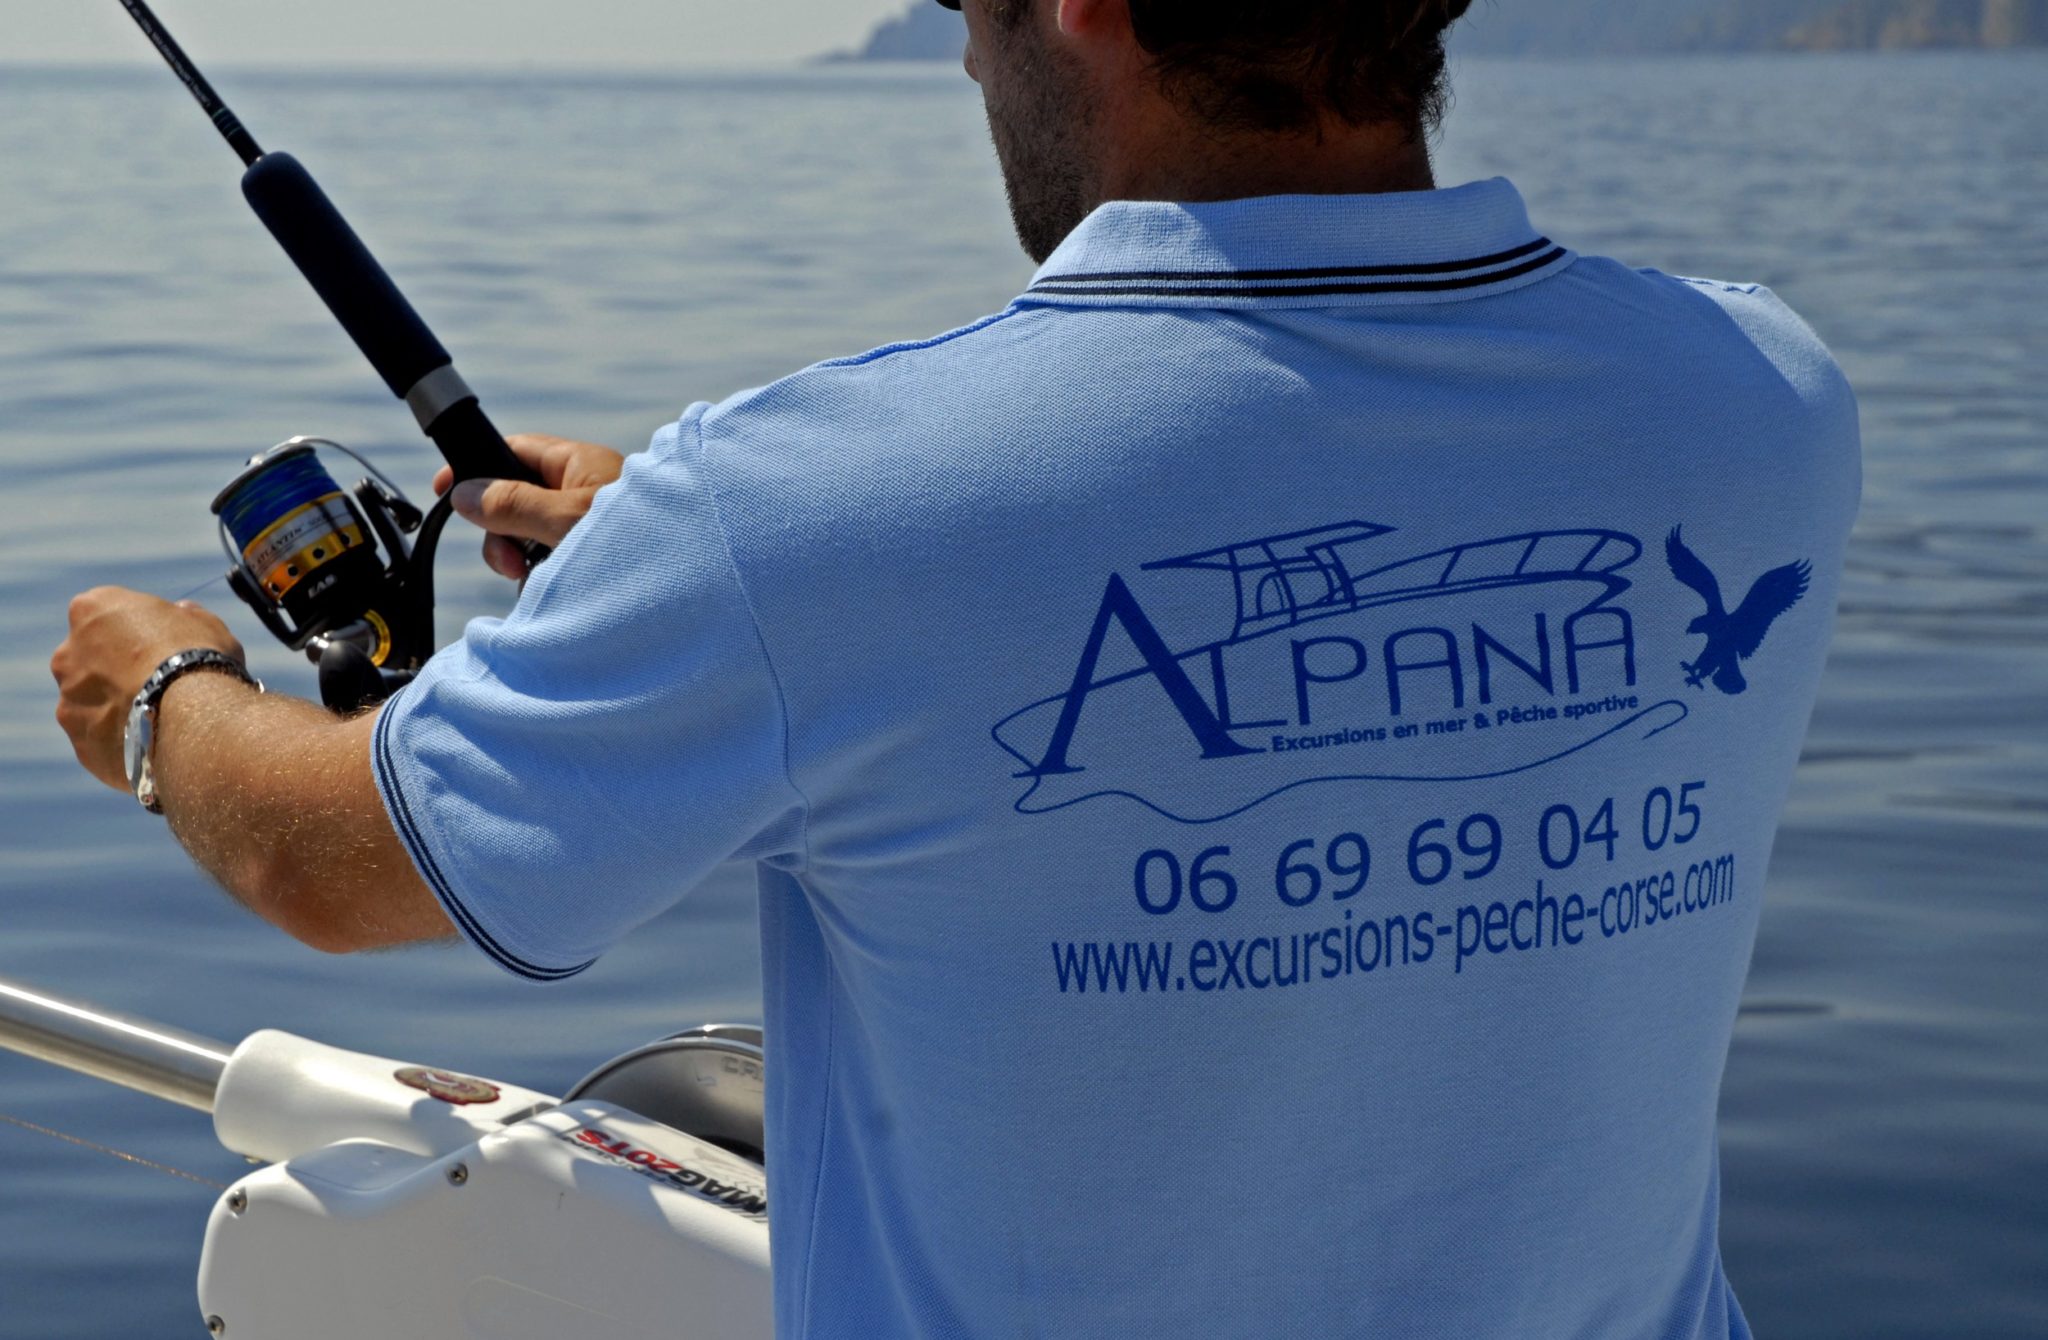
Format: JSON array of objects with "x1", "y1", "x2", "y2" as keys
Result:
[{"x1": 212, "y1": 436, "x2": 449, "y2": 712}]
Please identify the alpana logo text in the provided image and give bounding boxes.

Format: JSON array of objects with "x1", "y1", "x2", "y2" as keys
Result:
[{"x1": 991, "y1": 521, "x2": 1688, "y2": 825}]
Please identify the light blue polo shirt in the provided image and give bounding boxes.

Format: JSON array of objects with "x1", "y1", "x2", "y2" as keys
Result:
[{"x1": 374, "y1": 179, "x2": 1860, "y2": 1339}]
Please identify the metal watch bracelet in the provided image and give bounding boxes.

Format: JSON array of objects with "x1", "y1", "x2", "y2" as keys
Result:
[{"x1": 124, "y1": 648, "x2": 264, "y2": 815}]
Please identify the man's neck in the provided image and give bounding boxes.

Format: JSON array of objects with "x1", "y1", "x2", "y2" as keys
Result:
[{"x1": 1098, "y1": 116, "x2": 1436, "y2": 205}]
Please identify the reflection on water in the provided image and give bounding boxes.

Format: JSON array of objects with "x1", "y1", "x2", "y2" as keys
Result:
[{"x1": 1, "y1": 54, "x2": 2044, "y2": 1338}]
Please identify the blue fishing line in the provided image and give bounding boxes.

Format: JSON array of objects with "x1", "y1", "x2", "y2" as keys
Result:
[{"x1": 217, "y1": 451, "x2": 343, "y2": 554}]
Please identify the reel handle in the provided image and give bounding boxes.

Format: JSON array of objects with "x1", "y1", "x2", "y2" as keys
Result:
[{"x1": 239, "y1": 153, "x2": 549, "y2": 568}]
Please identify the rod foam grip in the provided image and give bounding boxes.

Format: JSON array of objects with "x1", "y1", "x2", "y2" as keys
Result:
[
  {"x1": 241, "y1": 153, "x2": 540, "y2": 492},
  {"x1": 241, "y1": 152, "x2": 449, "y2": 398}
]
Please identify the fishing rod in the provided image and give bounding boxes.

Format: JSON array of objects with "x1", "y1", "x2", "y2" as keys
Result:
[{"x1": 115, "y1": 0, "x2": 548, "y2": 710}]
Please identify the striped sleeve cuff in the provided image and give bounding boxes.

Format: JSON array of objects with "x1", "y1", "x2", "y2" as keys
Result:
[{"x1": 371, "y1": 697, "x2": 596, "y2": 983}]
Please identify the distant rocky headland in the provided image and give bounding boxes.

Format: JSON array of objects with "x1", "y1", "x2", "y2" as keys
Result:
[
  {"x1": 1781, "y1": 0, "x2": 2047, "y2": 49},
  {"x1": 828, "y1": 0, "x2": 2045, "y2": 61},
  {"x1": 824, "y1": 7, "x2": 963, "y2": 62}
]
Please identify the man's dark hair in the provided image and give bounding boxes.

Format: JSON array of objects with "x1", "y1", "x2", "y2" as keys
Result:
[{"x1": 1122, "y1": 1, "x2": 1474, "y2": 136}]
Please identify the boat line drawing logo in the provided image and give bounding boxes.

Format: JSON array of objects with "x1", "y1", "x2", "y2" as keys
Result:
[{"x1": 991, "y1": 519, "x2": 1696, "y2": 825}]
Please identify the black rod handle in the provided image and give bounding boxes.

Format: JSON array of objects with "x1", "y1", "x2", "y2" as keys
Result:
[
  {"x1": 239, "y1": 153, "x2": 539, "y2": 488},
  {"x1": 242, "y1": 153, "x2": 453, "y2": 403},
  {"x1": 426, "y1": 401, "x2": 553, "y2": 568},
  {"x1": 240, "y1": 151, "x2": 548, "y2": 566}
]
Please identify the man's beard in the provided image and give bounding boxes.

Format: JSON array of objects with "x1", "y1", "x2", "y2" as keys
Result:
[{"x1": 982, "y1": 18, "x2": 1098, "y2": 264}]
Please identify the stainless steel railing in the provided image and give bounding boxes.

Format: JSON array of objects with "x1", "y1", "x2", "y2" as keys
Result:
[{"x1": 0, "y1": 975, "x2": 233, "y2": 1112}]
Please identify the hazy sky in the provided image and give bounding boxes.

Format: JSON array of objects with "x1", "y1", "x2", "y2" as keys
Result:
[{"x1": 7, "y1": 0, "x2": 925, "y2": 68}]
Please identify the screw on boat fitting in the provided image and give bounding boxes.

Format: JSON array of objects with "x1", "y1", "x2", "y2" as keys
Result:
[
  {"x1": 226, "y1": 1189, "x2": 247, "y2": 1214},
  {"x1": 446, "y1": 1162, "x2": 469, "y2": 1186},
  {"x1": 206, "y1": 1317, "x2": 225, "y2": 1336}
]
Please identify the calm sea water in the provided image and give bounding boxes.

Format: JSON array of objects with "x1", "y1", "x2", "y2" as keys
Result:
[{"x1": 1, "y1": 54, "x2": 2044, "y2": 1338}]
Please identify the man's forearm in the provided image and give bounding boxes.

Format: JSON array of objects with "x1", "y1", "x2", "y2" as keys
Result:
[{"x1": 152, "y1": 674, "x2": 452, "y2": 951}]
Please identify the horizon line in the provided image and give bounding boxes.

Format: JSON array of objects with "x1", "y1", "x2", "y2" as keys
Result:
[{"x1": 0, "y1": 56, "x2": 984, "y2": 76}]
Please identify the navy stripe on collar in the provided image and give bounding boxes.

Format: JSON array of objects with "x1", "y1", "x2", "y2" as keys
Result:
[
  {"x1": 1034, "y1": 236, "x2": 1557, "y2": 288},
  {"x1": 1020, "y1": 184, "x2": 1578, "y2": 307},
  {"x1": 1028, "y1": 244, "x2": 1569, "y2": 301}
]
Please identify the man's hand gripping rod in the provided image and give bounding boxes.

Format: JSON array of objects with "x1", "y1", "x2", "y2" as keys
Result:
[{"x1": 115, "y1": 0, "x2": 549, "y2": 571}]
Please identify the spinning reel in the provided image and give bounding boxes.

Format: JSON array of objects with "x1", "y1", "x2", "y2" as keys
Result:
[{"x1": 212, "y1": 437, "x2": 454, "y2": 713}]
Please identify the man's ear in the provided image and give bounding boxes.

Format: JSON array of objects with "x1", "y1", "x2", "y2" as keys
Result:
[{"x1": 1055, "y1": 0, "x2": 1128, "y2": 39}]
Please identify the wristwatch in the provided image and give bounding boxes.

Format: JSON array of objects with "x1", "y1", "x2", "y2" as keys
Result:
[{"x1": 123, "y1": 648, "x2": 264, "y2": 814}]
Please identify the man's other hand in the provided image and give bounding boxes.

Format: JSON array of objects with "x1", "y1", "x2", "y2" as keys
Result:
[
  {"x1": 52, "y1": 590, "x2": 246, "y2": 791},
  {"x1": 435, "y1": 433, "x2": 626, "y2": 580}
]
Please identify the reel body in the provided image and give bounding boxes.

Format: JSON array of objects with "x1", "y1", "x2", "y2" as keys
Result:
[{"x1": 212, "y1": 437, "x2": 448, "y2": 712}]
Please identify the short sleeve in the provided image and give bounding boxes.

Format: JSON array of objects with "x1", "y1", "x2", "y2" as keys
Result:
[{"x1": 371, "y1": 407, "x2": 807, "y2": 981}]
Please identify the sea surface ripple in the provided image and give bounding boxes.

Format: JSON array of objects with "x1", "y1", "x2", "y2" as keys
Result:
[{"x1": 0, "y1": 55, "x2": 2043, "y2": 1338}]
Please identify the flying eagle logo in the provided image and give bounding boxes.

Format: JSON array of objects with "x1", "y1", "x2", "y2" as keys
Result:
[{"x1": 1665, "y1": 527, "x2": 1810, "y2": 696}]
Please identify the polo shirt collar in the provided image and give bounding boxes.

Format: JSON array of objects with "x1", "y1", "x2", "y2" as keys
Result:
[{"x1": 1018, "y1": 177, "x2": 1572, "y2": 309}]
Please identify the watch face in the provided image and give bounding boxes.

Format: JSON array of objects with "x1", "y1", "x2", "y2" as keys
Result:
[{"x1": 123, "y1": 702, "x2": 153, "y2": 794}]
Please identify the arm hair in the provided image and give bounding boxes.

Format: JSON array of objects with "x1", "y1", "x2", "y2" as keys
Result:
[{"x1": 152, "y1": 673, "x2": 456, "y2": 952}]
